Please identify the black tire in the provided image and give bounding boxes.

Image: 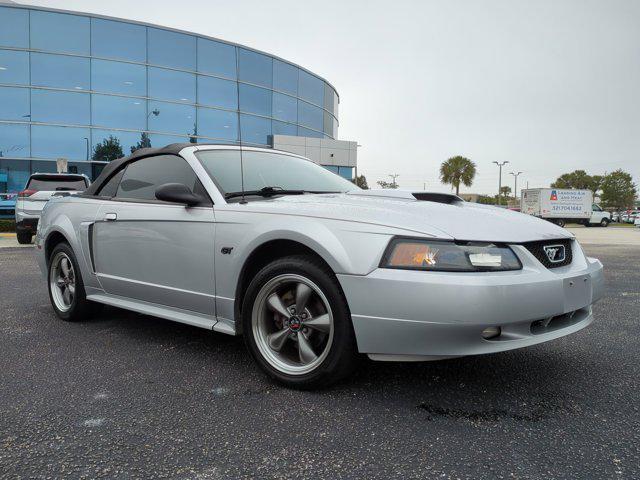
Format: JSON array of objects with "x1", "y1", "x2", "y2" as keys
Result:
[
  {"x1": 16, "y1": 231, "x2": 32, "y2": 244},
  {"x1": 242, "y1": 255, "x2": 359, "y2": 389},
  {"x1": 600, "y1": 218, "x2": 609, "y2": 227},
  {"x1": 47, "y1": 242, "x2": 102, "y2": 322},
  {"x1": 555, "y1": 219, "x2": 566, "y2": 228}
]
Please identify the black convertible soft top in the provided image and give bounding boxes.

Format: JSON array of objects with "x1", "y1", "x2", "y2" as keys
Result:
[{"x1": 83, "y1": 143, "x2": 196, "y2": 196}]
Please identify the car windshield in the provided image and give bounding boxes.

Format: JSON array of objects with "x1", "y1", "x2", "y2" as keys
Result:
[
  {"x1": 26, "y1": 176, "x2": 88, "y2": 192},
  {"x1": 195, "y1": 149, "x2": 359, "y2": 198}
]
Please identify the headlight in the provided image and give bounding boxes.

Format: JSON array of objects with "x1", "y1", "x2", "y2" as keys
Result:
[{"x1": 380, "y1": 238, "x2": 522, "y2": 272}]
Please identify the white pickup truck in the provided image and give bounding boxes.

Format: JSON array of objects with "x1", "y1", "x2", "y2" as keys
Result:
[{"x1": 521, "y1": 188, "x2": 611, "y2": 227}]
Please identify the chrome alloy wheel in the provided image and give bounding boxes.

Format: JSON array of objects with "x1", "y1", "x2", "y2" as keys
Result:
[
  {"x1": 50, "y1": 252, "x2": 76, "y2": 312},
  {"x1": 252, "y1": 274, "x2": 334, "y2": 375}
]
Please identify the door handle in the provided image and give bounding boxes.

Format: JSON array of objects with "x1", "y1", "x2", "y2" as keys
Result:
[{"x1": 104, "y1": 213, "x2": 117, "y2": 221}]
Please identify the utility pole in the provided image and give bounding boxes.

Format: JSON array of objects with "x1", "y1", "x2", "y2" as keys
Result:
[
  {"x1": 493, "y1": 161, "x2": 509, "y2": 206},
  {"x1": 388, "y1": 174, "x2": 399, "y2": 189},
  {"x1": 510, "y1": 171, "x2": 522, "y2": 205}
]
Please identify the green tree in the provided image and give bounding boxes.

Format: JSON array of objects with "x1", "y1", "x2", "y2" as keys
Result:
[
  {"x1": 376, "y1": 180, "x2": 398, "y2": 189},
  {"x1": 92, "y1": 135, "x2": 124, "y2": 162},
  {"x1": 600, "y1": 169, "x2": 637, "y2": 210},
  {"x1": 130, "y1": 132, "x2": 152, "y2": 154},
  {"x1": 439, "y1": 156, "x2": 476, "y2": 195},
  {"x1": 551, "y1": 169, "x2": 603, "y2": 195},
  {"x1": 353, "y1": 175, "x2": 369, "y2": 189}
]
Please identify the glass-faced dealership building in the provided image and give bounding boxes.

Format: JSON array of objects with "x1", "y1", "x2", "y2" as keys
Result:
[{"x1": 0, "y1": 2, "x2": 356, "y2": 199}]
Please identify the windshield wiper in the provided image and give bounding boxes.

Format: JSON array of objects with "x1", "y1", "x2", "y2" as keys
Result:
[{"x1": 224, "y1": 186, "x2": 305, "y2": 200}]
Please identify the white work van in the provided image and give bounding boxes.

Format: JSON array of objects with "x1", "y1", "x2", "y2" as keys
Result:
[{"x1": 521, "y1": 188, "x2": 610, "y2": 227}]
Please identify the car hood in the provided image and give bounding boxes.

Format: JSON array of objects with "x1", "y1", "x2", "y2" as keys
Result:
[{"x1": 233, "y1": 190, "x2": 573, "y2": 243}]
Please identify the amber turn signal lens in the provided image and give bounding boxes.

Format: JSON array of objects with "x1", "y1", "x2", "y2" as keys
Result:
[{"x1": 387, "y1": 242, "x2": 439, "y2": 268}]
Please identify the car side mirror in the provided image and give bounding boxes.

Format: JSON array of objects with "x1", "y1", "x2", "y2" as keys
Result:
[{"x1": 155, "y1": 183, "x2": 202, "y2": 206}]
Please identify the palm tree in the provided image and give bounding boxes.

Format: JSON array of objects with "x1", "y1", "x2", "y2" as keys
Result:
[{"x1": 439, "y1": 156, "x2": 477, "y2": 195}]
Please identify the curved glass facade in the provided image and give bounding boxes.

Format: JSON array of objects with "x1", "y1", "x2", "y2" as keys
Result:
[{"x1": 0, "y1": 4, "x2": 340, "y2": 195}]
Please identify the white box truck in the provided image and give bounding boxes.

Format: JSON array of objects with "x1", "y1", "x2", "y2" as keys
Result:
[{"x1": 520, "y1": 188, "x2": 610, "y2": 227}]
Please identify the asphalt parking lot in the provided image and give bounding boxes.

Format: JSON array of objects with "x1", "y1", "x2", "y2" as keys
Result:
[{"x1": 1, "y1": 233, "x2": 639, "y2": 479}]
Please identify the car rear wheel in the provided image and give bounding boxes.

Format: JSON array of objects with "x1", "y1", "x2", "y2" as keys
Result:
[
  {"x1": 48, "y1": 243, "x2": 102, "y2": 322},
  {"x1": 242, "y1": 255, "x2": 358, "y2": 389},
  {"x1": 17, "y1": 231, "x2": 32, "y2": 244}
]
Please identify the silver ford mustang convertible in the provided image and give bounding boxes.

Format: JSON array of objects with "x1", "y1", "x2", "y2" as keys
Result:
[{"x1": 35, "y1": 144, "x2": 604, "y2": 388}]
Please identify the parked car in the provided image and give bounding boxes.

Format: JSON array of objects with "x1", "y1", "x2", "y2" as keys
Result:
[
  {"x1": 635, "y1": 217, "x2": 640, "y2": 228},
  {"x1": 0, "y1": 192, "x2": 17, "y2": 219},
  {"x1": 611, "y1": 211, "x2": 621, "y2": 223},
  {"x1": 622, "y1": 210, "x2": 639, "y2": 223},
  {"x1": 16, "y1": 173, "x2": 90, "y2": 244},
  {"x1": 35, "y1": 144, "x2": 605, "y2": 388}
]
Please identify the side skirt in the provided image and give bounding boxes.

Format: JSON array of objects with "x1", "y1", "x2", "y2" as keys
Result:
[{"x1": 86, "y1": 292, "x2": 235, "y2": 334}]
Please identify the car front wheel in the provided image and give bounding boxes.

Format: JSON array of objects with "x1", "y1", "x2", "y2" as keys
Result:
[
  {"x1": 600, "y1": 218, "x2": 609, "y2": 227},
  {"x1": 242, "y1": 255, "x2": 358, "y2": 389}
]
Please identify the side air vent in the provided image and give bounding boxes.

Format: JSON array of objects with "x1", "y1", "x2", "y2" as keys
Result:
[{"x1": 412, "y1": 192, "x2": 463, "y2": 204}]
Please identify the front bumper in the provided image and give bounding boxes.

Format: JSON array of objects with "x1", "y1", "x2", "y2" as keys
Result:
[{"x1": 337, "y1": 243, "x2": 604, "y2": 359}]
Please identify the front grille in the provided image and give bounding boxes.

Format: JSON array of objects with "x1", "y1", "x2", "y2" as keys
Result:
[{"x1": 523, "y1": 238, "x2": 573, "y2": 268}]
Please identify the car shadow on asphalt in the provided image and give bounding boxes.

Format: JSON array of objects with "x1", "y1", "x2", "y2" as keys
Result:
[{"x1": 66, "y1": 303, "x2": 591, "y2": 423}]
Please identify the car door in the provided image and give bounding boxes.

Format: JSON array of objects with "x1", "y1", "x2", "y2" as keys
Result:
[{"x1": 92, "y1": 154, "x2": 216, "y2": 316}]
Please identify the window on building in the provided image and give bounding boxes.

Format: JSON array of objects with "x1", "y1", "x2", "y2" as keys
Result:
[
  {"x1": 0, "y1": 123, "x2": 30, "y2": 158},
  {"x1": 31, "y1": 53, "x2": 90, "y2": 90},
  {"x1": 272, "y1": 93, "x2": 297, "y2": 123},
  {"x1": 148, "y1": 133, "x2": 191, "y2": 147},
  {"x1": 91, "y1": 129, "x2": 142, "y2": 161},
  {"x1": 240, "y1": 114, "x2": 271, "y2": 145},
  {"x1": 149, "y1": 67, "x2": 196, "y2": 103},
  {"x1": 323, "y1": 111, "x2": 336, "y2": 138},
  {"x1": 197, "y1": 108, "x2": 238, "y2": 141},
  {"x1": 273, "y1": 60, "x2": 298, "y2": 96},
  {"x1": 239, "y1": 84, "x2": 271, "y2": 116},
  {"x1": 272, "y1": 120, "x2": 297, "y2": 136},
  {"x1": 297, "y1": 126, "x2": 323, "y2": 138},
  {"x1": 298, "y1": 70, "x2": 324, "y2": 106},
  {"x1": 91, "y1": 59, "x2": 146, "y2": 96},
  {"x1": 148, "y1": 101, "x2": 196, "y2": 136},
  {"x1": 92, "y1": 94, "x2": 146, "y2": 130},
  {"x1": 197, "y1": 76, "x2": 237, "y2": 110},
  {"x1": 91, "y1": 18, "x2": 146, "y2": 62},
  {"x1": 297, "y1": 101, "x2": 323, "y2": 131},
  {"x1": 0, "y1": 158, "x2": 31, "y2": 193},
  {"x1": 197, "y1": 38, "x2": 236, "y2": 79},
  {"x1": 30, "y1": 11, "x2": 90, "y2": 55},
  {"x1": 148, "y1": 28, "x2": 196, "y2": 71},
  {"x1": 0, "y1": 87, "x2": 29, "y2": 121},
  {"x1": 324, "y1": 83, "x2": 337, "y2": 115},
  {"x1": 31, "y1": 89, "x2": 90, "y2": 126},
  {"x1": 31, "y1": 125, "x2": 90, "y2": 160},
  {"x1": 0, "y1": 7, "x2": 29, "y2": 48},
  {"x1": 238, "y1": 48, "x2": 272, "y2": 88},
  {"x1": 0, "y1": 49, "x2": 29, "y2": 85}
]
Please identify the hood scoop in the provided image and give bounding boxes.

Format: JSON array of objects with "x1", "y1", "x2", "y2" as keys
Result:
[
  {"x1": 346, "y1": 189, "x2": 463, "y2": 205},
  {"x1": 411, "y1": 192, "x2": 463, "y2": 205}
]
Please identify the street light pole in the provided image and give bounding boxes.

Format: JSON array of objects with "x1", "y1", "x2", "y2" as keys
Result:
[
  {"x1": 510, "y1": 171, "x2": 522, "y2": 204},
  {"x1": 493, "y1": 161, "x2": 509, "y2": 205}
]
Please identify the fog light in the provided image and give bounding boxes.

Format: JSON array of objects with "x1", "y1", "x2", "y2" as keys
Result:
[{"x1": 481, "y1": 326, "x2": 501, "y2": 339}]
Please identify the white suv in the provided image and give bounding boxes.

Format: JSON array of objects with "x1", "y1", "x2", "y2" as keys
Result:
[{"x1": 15, "y1": 173, "x2": 90, "y2": 244}]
